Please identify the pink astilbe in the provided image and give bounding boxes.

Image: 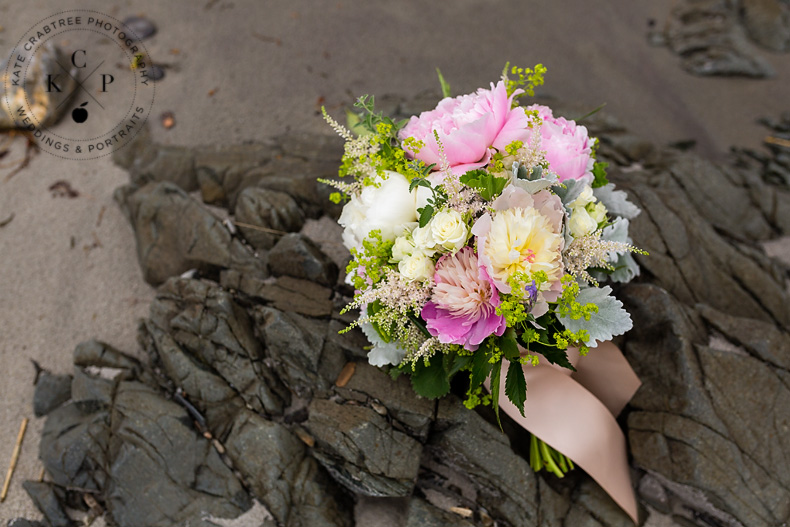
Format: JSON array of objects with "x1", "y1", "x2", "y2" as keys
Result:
[{"x1": 421, "y1": 247, "x2": 506, "y2": 351}]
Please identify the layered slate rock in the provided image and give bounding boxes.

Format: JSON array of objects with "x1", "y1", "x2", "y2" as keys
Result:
[{"x1": 17, "y1": 102, "x2": 790, "y2": 527}]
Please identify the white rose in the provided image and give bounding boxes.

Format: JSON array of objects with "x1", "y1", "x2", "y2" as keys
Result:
[
  {"x1": 587, "y1": 201, "x2": 607, "y2": 224},
  {"x1": 391, "y1": 235, "x2": 415, "y2": 262},
  {"x1": 338, "y1": 171, "x2": 420, "y2": 251},
  {"x1": 429, "y1": 210, "x2": 468, "y2": 251},
  {"x1": 569, "y1": 207, "x2": 598, "y2": 238},
  {"x1": 569, "y1": 185, "x2": 595, "y2": 209},
  {"x1": 398, "y1": 251, "x2": 435, "y2": 282}
]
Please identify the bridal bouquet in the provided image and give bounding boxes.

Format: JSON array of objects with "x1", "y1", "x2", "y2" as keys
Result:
[{"x1": 323, "y1": 65, "x2": 644, "y2": 521}]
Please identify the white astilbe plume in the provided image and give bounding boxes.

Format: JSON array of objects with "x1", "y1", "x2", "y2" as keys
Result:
[
  {"x1": 563, "y1": 230, "x2": 644, "y2": 286},
  {"x1": 322, "y1": 107, "x2": 381, "y2": 191}
]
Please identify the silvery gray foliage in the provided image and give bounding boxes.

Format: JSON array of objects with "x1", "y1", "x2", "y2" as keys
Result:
[{"x1": 558, "y1": 285, "x2": 633, "y2": 347}]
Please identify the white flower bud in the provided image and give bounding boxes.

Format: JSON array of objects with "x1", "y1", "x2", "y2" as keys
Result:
[
  {"x1": 398, "y1": 252, "x2": 435, "y2": 282},
  {"x1": 587, "y1": 201, "x2": 607, "y2": 224},
  {"x1": 569, "y1": 185, "x2": 595, "y2": 209},
  {"x1": 391, "y1": 235, "x2": 415, "y2": 262},
  {"x1": 569, "y1": 206, "x2": 598, "y2": 238}
]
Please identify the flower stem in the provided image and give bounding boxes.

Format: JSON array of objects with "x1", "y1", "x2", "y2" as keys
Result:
[{"x1": 529, "y1": 435, "x2": 575, "y2": 478}]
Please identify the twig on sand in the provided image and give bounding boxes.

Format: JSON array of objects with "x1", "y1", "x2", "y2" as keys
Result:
[
  {"x1": 232, "y1": 221, "x2": 288, "y2": 236},
  {"x1": 1, "y1": 418, "x2": 29, "y2": 502},
  {"x1": 765, "y1": 136, "x2": 790, "y2": 148}
]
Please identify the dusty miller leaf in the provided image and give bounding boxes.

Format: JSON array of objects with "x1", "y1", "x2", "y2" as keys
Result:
[
  {"x1": 557, "y1": 285, "x2": 633, "y2": 347},
  {"x1": 593, "y1": 184, "x2": 640, "y2": 219}
]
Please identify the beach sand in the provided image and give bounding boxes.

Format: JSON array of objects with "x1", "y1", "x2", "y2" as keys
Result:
[{"x1": 1, "y1": 0, "x2": 788, "y2": 523}]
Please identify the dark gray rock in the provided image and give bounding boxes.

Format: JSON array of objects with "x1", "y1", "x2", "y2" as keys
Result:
[
  {"x1": 253, "y1": 306, "x2": 330, "y2": 399},
  {"x1": 39, "y1": 401, "x2": 110, "y2": 491},
  {"x1": 7, "y1": 520, "x2": 47, "y2": 527},
  {"x1": 269, "y1": 233, "x2": 338, "y2": 287},
  {"x1": 112, "y1": 126, "x2": 198, "y2": 191},
  {"x1": 149, "y1": 277, "x2": 288, "y2": 416},
  {"x1": 73, "y1": 339, "x2": 142, "y2": 372},
  {"x1": 122, "y1": 16, "x2": 157, "y2": 40},
  {"x1": 33, "y1": 370, "x2": 72, "y2": 417},
  {"x1": 235, "y1": 187, "x2": 305, "y2": 250},
  {"x1": 335, "y1": 361, "x2": 435, "y2": 439},
  {"x1": 221, "y1": 272, "x2": 334, "y2": 317},
  {"x1": 21, "y1": 482, "x2": 71, "y2": 527},
  {"x1": 304, "y1": 398, "x2": 422, "y2": 497},
  {"x1": 114, "y1": 181, "x2": 267, "y2": 285},
  {"x1": 107, "y1": 381, "x2": 251, "y2": 527},
  {"x1": 223, "y1": 408, "x2": 351, "y2": 527},
  {"x1": 70, "y1": 367, "x2": 114, "y2": 406}
]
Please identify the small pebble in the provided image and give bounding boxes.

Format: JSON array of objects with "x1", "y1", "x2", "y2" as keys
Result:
[
  {"x1": 161, "y1": 111, "x2": 175, "y2": 129},
  {"x1": 370, "y1": 401, "x2": 387, "y2": 416},
  {"x1": 149, "y1": 65, "x2": 165, "y2": 81},
  {"x1": 335, "y1": 362, "x2": 356, "y2": 387},
  {"x1": 122, "y1": 16, "x2": 157, "y2": 41}
]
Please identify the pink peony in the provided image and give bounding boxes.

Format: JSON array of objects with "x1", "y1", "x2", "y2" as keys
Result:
[
  {"x1": 528, "y1": 104, "x2": 594, "y2": 183},
  {"x1": 399, "y1": 81, "x2": 533, "y2": 175},
  {"x1": 421, "y1": 246, "x2": 506, "y2": 351}
]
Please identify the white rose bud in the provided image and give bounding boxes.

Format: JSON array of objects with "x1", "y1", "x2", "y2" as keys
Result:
[
  {"x1": 398, "y1": 252, "x2": 435, "y2": 282},
  {"x1": 569, "y1": 185, "x2": 595, "y2": 209},
  {"x1": 412, "y1": 225, "x2": 435, "y2": 253},
  {"x1": 391, "y1": 235, "x2": 415, "y2": 262},
  {"x1": 429, "y1": 210, "x2": 468, "y2": 251},
  {"x1": 587, "y1": 201, "x2": 607, "y2": 224},
  {"x1": 569, "y1": 207, "x2": 598, "y2": 238}
]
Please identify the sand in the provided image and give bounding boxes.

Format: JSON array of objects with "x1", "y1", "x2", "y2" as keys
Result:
[{"x1": 1, "y1": 0, "x2": 788, "y2": 523}]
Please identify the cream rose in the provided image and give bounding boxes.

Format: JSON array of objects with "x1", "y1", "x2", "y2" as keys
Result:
[
  {"x1": 429, "y1": 210, "x2": 468, "y2": 252},
  {"x1": 398, "y1": 251, "x2": 435, "y2": 282},
  {"x1": 391, "y1": 235, "x2": 415, "y2": 262},
  {"x1": 569, "y1": 207, "x2": 598, "y2": 238}
]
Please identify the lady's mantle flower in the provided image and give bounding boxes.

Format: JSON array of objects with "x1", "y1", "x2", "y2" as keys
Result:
[
  {"x1": 421, "y1": 247, "x2": 506, "y2": 350},
  {"x1": 399, "y1": 81, "x2": 533, "y2": 175}
]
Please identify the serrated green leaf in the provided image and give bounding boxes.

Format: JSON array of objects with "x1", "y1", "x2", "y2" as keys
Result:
[
  {"x1": 490, "y1": 359, "x2": 503, "y2": 430},
  {"x1": 411, "y1": 354, "x2": 451, "y2": 399},
  {"x1": 500, "y1": 328, "x2": 520, "y2": 361},
  {"x1": 527, "y1": 341, "x2": 576, "y2": 371},
  {"x1": 469, "y1": 341, "x2": 494, "y2": 388},
  {"x1": 459, "y1": 170, "x2": 508, "y2": 201},
  {"x1": 505, "y1": 360, "x2": 527, "y2": 417},
  {"x1": 591, "y1": 162, "x2": 609, "y2": 188},
  {"x1": 447, "y1": 352, "x2": 473, "y2": 378}
]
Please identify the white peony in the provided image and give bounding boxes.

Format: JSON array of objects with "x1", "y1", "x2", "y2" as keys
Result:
[
  {"x1": 398, "y1": 251, "x2": 435, "y2": 281},
  {"x1": 339, "y1": 171, "x2": 421, "y2": 251},
  {"x1": 568, "y1": 206, "x2": 599, "y2": 238},
  {"x1": 429, "y1": 210, "x2": 468, "y2": 251}
]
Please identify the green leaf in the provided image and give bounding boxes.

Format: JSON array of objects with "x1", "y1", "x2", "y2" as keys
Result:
[
  {"x1": 411, "y1": 354, "x2": 451, "y2": 399},
  {"x1": 418, "y1": 205, "x2": 434, "y2": 227},
  {"x1": 505, "y1": 360, "x2": 527, "y2": 417},
  {"x1": 367, "y1": 301, "x2": 392, "y2": 343},
  {"x1": 469, "y1": 341, "x2": 494, "y2": 388},
  {"x1": 447, "y1": 352, "x2": 473, "y2": 378},
  {"x1": 528, "y1": 341, "x2": 576, "y2": 372},
  {"x1": 500, "y1": 328, "x2": 520, "y2": 361},
  {"x1": 459, "y1": 170, "x2": 508, "y2": 201},
  {"x1": 409, "y1": 177, "x2": 431, "y2": 192},
  {"x1": 591, "y1": 162, "x2": 609, "y2": 188},
  {"x1": 575, "y1": 102, "x2": 606, "y2": 123},
  {"x1": 436, "y1": 68, "x2": 451, "y2": 98},
  {"x1": 490, "y1": 359, "x2": 503, "y2": 430}
]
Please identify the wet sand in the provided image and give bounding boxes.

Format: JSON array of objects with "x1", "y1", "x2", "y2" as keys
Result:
[{"x1": 1, "y1": 0, "x2": 788, "y2": 523}]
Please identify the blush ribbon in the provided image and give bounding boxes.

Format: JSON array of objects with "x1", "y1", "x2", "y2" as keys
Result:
[{"x1": 488, "y1": 341, "x2": 641, "y2": 523}]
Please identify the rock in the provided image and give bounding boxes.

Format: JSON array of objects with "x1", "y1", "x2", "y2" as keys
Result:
[
  {"x1": 253, "y1": 306, "x2": 331, "y2": 398},
  {"x1": 422, "y1": 396, "x2": 540, "y2": 525},
  {"x1": 39, "y1": 401, "x2": 110, "y2": 491},
  {"x1": 21, "y1": 482, "x2": 71, "y2": 527},
  {"x1": 740, "y1": 0, "x2": 790, "y2": 52},
  {"x1": 624, "y1": 283, "x2": 790, "y2": 526},
  {"x1": 222, "y1": 273, "x2": 334, "y2": 317},
  {"x1": 33, "y1": 370, "x2": 72, "y2": 417},
  {"x1": 223, "y1": 408, "x2": 352, "y2": 527},
  {"x1": 114, "y1": 181, "x2": 267, "y2": 285},
  {"x1": 71, "y1": 367, "x2": 114, "y2": 406},
  {"x1": 235, "y1": 188, "x2": 305, "y2": 250},
  {"x1": 148, "y1": 65, "x2": 165, "y2": 81},
  {"x1": 269, "y1": 233, "x2": 338, "y2": 287},
  {"x1": 404, "y1": 497, "x2": 475, "y2": 527},
  {"x1": 334, "y1": 361, "x2": 435, "y2": 439},
  {"x1": 7, "y1": 520, "x2": 47, "y2": 527},
  {"x1": 122, "y1": 16, "x2": 157, "y2": 40},
  {"x1": 148, "y1": 277, "x2": 288, "y2": 416},
  {"x1": 112, "y1": 126, "x2": 198, "y2": 191},
  {"x1": 304, "y1": 398, "x2": 423, "y2": 497},
  {"x1": 106, "y1": 381, "x2": 251, "y2": 527},
  {"x1": 0, "y1": 42, "x2": 77, "y2": 128}
]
